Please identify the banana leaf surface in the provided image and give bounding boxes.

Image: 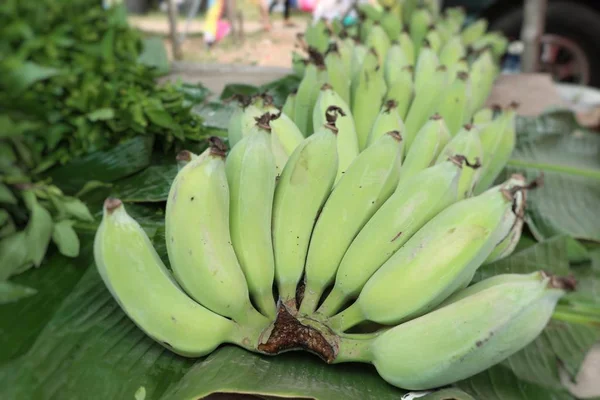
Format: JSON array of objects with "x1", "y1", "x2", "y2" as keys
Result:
[{"x1": 1, "y1": 96, "x2": 599, "y2": 399}]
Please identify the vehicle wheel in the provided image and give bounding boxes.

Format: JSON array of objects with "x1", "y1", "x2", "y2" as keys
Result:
[{"x1": 490, "y1": 1, "x2": 600, "y2": 87}]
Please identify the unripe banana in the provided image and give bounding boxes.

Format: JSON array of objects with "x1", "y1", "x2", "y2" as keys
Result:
[
  {"x1": 484, "y1": 179, "x2": 527, "y2": 264},
  {"x1": 384, "y1": 65, "x2": 413, "y2": 121},
  {"x1": 351, "y1": 42, "x2": 369, "y2": 84},
  {"x1": 402, "y1": 0, "x2": 419, "y2": 26},
  {"x1": 292, "y1": 51, "x2": 307, "y2": 77},
  {"x1": 472, "y1": 31, "x2": 509, "y2": 60},
  {"x1": 413, "y1": 42, "x2": 440, "y2": 95},
  {"x1": 472, "y1": 105, "x2": 498, "y2": 124},
  {"x1": 282, "y1": 91, "x2": 297, "y2": 121},
  {"x1": 474, "y1": 103, "x2": 517, "y2": 194},
  {"x1": 444, "y1": 7, "x2": 466, "y2": 33},
  {"x1": 329, "y1": 175, "x2": 527, "y2": 330},
  {"x1": 272, "y1": 108, "x2": 339, "y2": 307},
  {"x1": 398, "y1": 114, "x2": 450, "y2": 183},
  {"x1": 228, "y1": 97, "x2": 262, "y2": 148},
  {"x1": 269, "y1": 112, "x2": 305, "y2": 175},
  {"x1": 384, "y1": 43, "x2": 410, "y2": 86},
  {"x1": 422, "y1": 0, "x2": 440, "y2": 18},
  {"x1": 433, "y1": 71, "x2": 469, "y2": 136},
  {"x1": 313, "y1": 84, "x2": 359, "y2": 181},
  {"x1": 366, "y1": 24, "x2": 391, "y2": 65},
  {"x1": 435, "y1": 124, "x2": 484, "y2": 198},
  {"x1": 352, "y1": 49, "x2": 387, "y2": 151},
  {"x1": 404, "y1": 65, "x2": 448, "y2": 150},
  {"x1": 299, "y1": 131, "x2": 403, "y2": 315},
  {"x1": 364, "y1": 271, "x2": 567, "y2": 390},
  {"x1": 305, "y1": 19, "x2": 331, "y2": 53},
  {"x1": 318, "y1": 157, "x2": 466, "y2": 317},
  {"x1": 461, "y1": 18, "x2": 488, "y2": 46},
  {"x1": 226, "y1": 130, "x2": 277, "y2": 319},
  {"x1": 410, "y1": 8, "x2": 433, "y2": 54},
  {"x1": 295, "y1": 60, "x2": 328, "y2": 136},
  {"x1": 424, "y1": 27, "x2": 442, "y2": 54},
  {"x1": 446, "y1": 56, "x2": 469, "y2": 83},
  {"x1": 439, "y1": 36, "x2": 466, "y2": 67},
  {"x1": 359, "y1": 17, "x2": 375, "y2": 43},
  {"x1": 367, "y1": 100, "x2": 405, "y2": 146},
  {"x1": 176, "y1": 150, "x2": 198, "y2": 171},
  {"x1": 398, "y1": 30, "x2": 415, "y2": 65},
  {"x1": 166, "y1": 139, "x2": 266, "y2": 326},
  {"x1": 324, "y1": 44, "x2": 351, "y2": 106},
  {"x1": 338, "y1": 37, "x2": 355, "y2": 75},
  {"x1": 94, "y1": 198, "x2": 252, "y2": 357},
  {"x1": 468, "y1": 49, "x2": 498, "y2": 117},
  {"x1": 380, "y1": 9, "x2": 402, "y2": 41},
  {"x1": 357, "y1": 2, "x2": 384, "y2": 22}
]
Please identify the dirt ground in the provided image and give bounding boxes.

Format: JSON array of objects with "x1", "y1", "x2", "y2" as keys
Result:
[{"x1": 130, "y1": 13, "x2": 308, "y2": 68}]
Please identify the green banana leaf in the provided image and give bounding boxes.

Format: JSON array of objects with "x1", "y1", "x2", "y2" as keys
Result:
[
  {"x1": 0, "y1": 229, "x2": 597, "y2": 400},
  {"x1": 507, "y1": 111, "x2": 600, "y2": 243},
  {"x1": 1, "y1": 109, "x2": 600, "y2": 399}
]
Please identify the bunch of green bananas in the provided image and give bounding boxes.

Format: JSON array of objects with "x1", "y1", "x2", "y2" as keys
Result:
[{"x1": 93, "y1": 1, "x2": 572, "y2": 391}]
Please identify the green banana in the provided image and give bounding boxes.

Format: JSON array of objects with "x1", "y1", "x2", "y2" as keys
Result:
[
  {"x1": 94, "y1": 198, "x2": 262, "y2": 357},
  {"x1": 447, "y1": 56, "x2": 469, "y2": 83},
  {"x1": 295, "y1": 60, "x2": 328, "y2": 137},
  {"x1": 282, "y1": 91, "x2": 297, "y2": 120},
  {"x1": 357, "y1": 271, "x2": 568, "y2": 390},
  {"x1": 469, "y1": 49, "x2": 498, "y2": 117},
  {"x1": 313, "y1": 84, "x2": 359, "y2": 181},
  {"x1": 227, "y1": 97, "x2": 262, "y2": 148},
  {"x1": 338, "y1": 36, "x2": 355, "y2": 75},
  {"x1": 402, "y1": 0, "x2": 419, "y2": 26},
  {"x1": 351, "y1": 42, "x2": 369, "y2": 85},
  {"x1": 292, "y1": 51, "x2": 307, "y2": 77},
  {"x1": 329, "y1": 175, "x2": 527, "y2": 330},
  {"x1": 352, "y1": 49, "x2": 387, "y2": 151},
  {"x1": 410, "y1": 7, "x2": 433, "y2": 54},
  {"x1": 384, "y1": 43, "x2": 410, "y2": 86},
  {"x1": 366, "y1": 23, "x2": 391, "y2": 65},
  {"x1": 484, "y1": 179, "x2": 528, "y2": 264},
  {"x1": 434, "y1": 71, "x2": 469, "y2": 136},
  {"x1": 444, "y1": 7, "x2": 466, "y2": 32},
  {"x1": 299, "y1": 131, "x2": 403, "y2": 315},
  {"x1": 272, "y1": 107, "x2": 340, "y2": 307},
  {"x1": 226, "y1": 130, "x2": 277, "y2": 319},
  {"x1": 325, "y1": 44, "x2": 351, "y2": 106},
  {"x1": 472, "y1": 105, "x2": 498, "y2": 124},
  {"x1": 398, "y1": 114, "x2": 450, "y2": 183},
  {"x1": 435, "y1": 124, "x2": 484, "y2": 198},
  {"x1": 176, "y1": 149, "x2": 198, "y2": 171},
  {"x1": 305, "y1": 19, "x2": 331, "y2": 53},
  {"x1": 318, "y1": 157, "x2": 467, "y2": 317},
  {"x1": 413, "y1": 41, "x2": 440, "y2": 95},
  {"x1": 380, "y1": 8, "x2": 402, "y2": 41},
  {"x1": 359, "y1": 17, "x2": 375, "y2": 43},
  {"x1": 472, "y1": 31, "x2": 509, "y2": 60},
  {"x1": 474, "y1": 103, "x2": 517, "y2": 194},
  {"x1": 439, "y1": 36, "x2": 466, "y2": 67},
  {"x1": 367, "y1": 100, "x2": 404, "y2": 146},
  {"x1": 461, "y1": 18, "x2": 488, "y2": 46},
  {"x1": 357, "y1": 2, "x2": 384, "y2": 22},
  {"x1": 384, "y1": 65, "x2": 414, "y2": 121},
  {"x1": 424, "y1": 28, "x2": 442, "y2": 54},
  {"x1": 269, "y1": 112, "x2": 305, "y2": 175},
  {"x1": 166, "y1": 139, "x2": 266, "y2": 326},
  {"x1": 404, "y1": 65, "x2": 448, "y2": 151},
  {"x1": 398, "y1": 30, "x2": 415, "y2": 65}
]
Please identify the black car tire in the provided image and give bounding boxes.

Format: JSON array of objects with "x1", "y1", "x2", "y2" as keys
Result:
[{"x1": 490, "y1": 1, "x2": 600, "y2": 87}]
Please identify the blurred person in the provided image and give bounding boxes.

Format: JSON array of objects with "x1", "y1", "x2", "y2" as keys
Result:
[
  {"x1": 252, "y1": 0, "x2": 273, "y2": 30},
  {"x1": 269, "y1": 0, "x2": 294, "y2": 26}
]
